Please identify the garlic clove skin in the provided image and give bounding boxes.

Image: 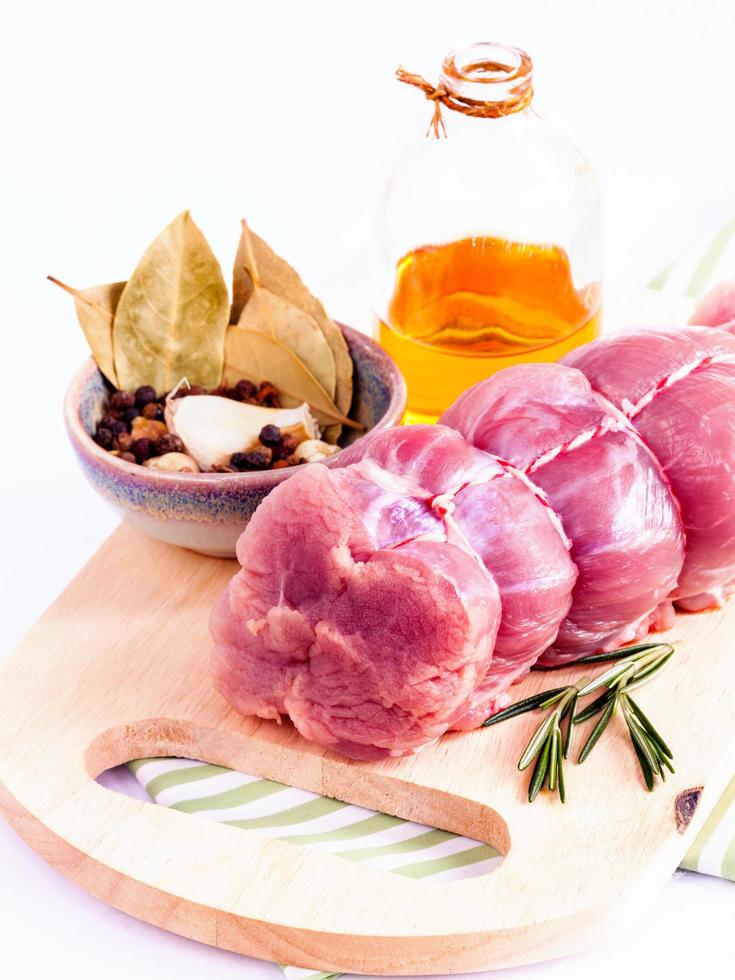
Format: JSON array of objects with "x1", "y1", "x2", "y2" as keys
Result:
[
  {"x1": 165, "y1": 394, "x2": 320, "y2": 471},
  {"x1": 144, "y1": 452, "x2": 201, "y2": 473},
  {"x1": 293, "y1": 439, "x2": 340, "y2": 464}
]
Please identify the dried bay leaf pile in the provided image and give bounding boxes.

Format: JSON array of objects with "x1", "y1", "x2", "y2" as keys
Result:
[{"x1": 49, "y1": 212, "x2": 356, "y2": 443}]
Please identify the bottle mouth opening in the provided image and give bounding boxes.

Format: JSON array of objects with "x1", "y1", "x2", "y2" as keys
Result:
[{"x1": 441, "y1": 42, "x2": 533, "y2": 109}]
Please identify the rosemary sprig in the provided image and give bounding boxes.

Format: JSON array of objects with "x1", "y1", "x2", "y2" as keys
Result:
[
  {"x1": 576, "y1": 689, "x2": 674, "y2": 790},
  {"x1": 484, "y1": 642, "x2": 676, "y2": 801},
  {"x1": 485, "y1": 680, "x2": 587, "y2": 803},
  {"x1": 573, "y1": 644, "x2": 675, "y2": 790}
]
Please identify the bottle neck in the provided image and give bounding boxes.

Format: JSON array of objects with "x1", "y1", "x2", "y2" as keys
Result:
[{"x1": 440, "y1": 42, "x2": 534, "y2": 119}]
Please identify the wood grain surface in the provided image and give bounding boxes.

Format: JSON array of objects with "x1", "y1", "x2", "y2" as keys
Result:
[{"x1": 0, "y1": 522, "x2": 734, "y2": 974}]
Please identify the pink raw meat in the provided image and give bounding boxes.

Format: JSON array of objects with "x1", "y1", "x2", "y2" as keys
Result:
[
  {"x1": 213, "y1": 284, "x2": 735, "y2": 760},
  {"x1": 338, "y1": 425, "x2": 577, "y2": 727},
  {"x1": 565, "y1": 324, "x2": 735, "y2": 608},
  {"x1": 211, "y1": 461, "x2": 501, "y2": 760},
  {"x1": 690, "y1": 280, "x2": 735, "y2": 332},
  {"x1": 441, "y1": 363, "x2": 685, "y2": 662}
]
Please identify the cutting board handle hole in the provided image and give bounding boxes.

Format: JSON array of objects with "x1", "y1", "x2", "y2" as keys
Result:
[
  {"x1": 95, "y1": 756, "x2": 506, "y2": 881},
  {"x1": 87, "y1": 719, "x2": 511, "y2": 875}
]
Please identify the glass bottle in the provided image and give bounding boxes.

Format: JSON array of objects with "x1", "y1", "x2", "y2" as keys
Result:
[{"x1": 374, "y1": 42, "x2": 603, "y2": 421}]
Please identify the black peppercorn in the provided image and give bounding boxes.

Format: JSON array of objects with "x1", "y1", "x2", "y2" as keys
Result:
[
  {"x1": 131, "y1": 437, "x2": 154, "y2": 462},
  {"x1": 110, "y1": 390, "x2": 136, "y2": 411},
  {"x1": 235, "y1": 379, "x2": 256, "y2": 400},
  {"x1": 173, "y1": 384, "x2": 205, "y2": 398},
  {"x1": 134, "y1": 385, "x2": 157, "y2": 407},
  {"x1": 155, "y1": 433, "x2": 185, "y2": 455},
  {"x1": 94, "y1": 427, "x2": 113, "y2": 449},
  {"x1": 255, "y1": 381, "x2": 279, "y2": 406},
  {"x1": 122, "y1": 406, "x2": 141, "y2": 424},
  {"x1": 100, "y1": 413, "x2": 121, "y2": 431},
  {"x1": 259, "y1": 424, "x2": 281, "y2": 446},
  {"x1": 230, "y1": 448, "x2": 273, "y2": 471},
  {"x1": 114, "y1": 431, "x2": 134, "y2": 453},
  {"x1": 211, "y1": 384, "x2": 240, "y2": 400}
]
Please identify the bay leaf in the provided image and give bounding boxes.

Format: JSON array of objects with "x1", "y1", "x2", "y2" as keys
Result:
[
  {"x1": 235, "y1": 286, "x2": 337, "y2": 399},
  {"x1": 113, "y1": 211, "x2": 229, "y2": 394},
  {"x1": 224, "y1": 327, "x2": 362, "y2": 431},
  {"x1": 229, "y1": 226, "x2": 255, "y2": 324},
  {"x1": 48, "y1": 276, "x2": 124, "y2": 386},
  {"x1": 231, "y1": 222, "x2": 353, "y2": 439}
]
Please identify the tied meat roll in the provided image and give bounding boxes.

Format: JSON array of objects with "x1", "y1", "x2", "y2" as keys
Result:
[
  {"x1": 211, "y1": 288, "x2": 735, "y2": 759},
  {"x1": 211, "y1": 456, "x2": 503, "y2": 761},
  {"x1": 564, "y1": 324, "x2": 735, "y2": 609},
  {"x1": 211, "y1": 426, "x2": 574, "y2": 756},
  {"x1": 440, "y1": 362, "x2": 686, "y2": 663},
  {"x1": 334, "y1": 425, "x2": 578, "y2": 730}
]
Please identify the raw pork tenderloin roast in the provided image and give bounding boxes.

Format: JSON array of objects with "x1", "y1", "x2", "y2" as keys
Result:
[{"x1": 211, "y1": 286, "x2": 735, "y2": 759}]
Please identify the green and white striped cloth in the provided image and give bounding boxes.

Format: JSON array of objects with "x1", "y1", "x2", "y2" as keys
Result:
[{"x1": 129, "y1": 216, "x2": 735, "y2": 978}]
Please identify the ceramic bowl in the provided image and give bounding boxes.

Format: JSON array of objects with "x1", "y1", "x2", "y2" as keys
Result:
[{"x1": 64, "y1": 324, "x2": 406, "y2": 557}]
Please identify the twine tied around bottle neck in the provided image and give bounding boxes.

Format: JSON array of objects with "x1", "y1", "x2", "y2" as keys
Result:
[{"x1": 396, "y1": 60, "x2": 534, "y2": 138}]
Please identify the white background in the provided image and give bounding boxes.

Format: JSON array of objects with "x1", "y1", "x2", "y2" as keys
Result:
[{"x1": 1, "y1": 1, "x2": 734, "y2": 978}]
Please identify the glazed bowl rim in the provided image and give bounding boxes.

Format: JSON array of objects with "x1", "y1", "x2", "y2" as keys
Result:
[{"x1": 64, "y1": 321, "x2": 407, "y2": 490}]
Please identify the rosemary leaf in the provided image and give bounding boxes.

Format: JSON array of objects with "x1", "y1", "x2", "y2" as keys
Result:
[
  {"x1": 610, "y1": 663, "x2": 640, "y2": 690},
  {"x1": 577, "y1": 662, "x2": 633, "y2": 697},
  {"x1": 481, "y1": 687, "x2": 567, "y2": 727},
  {"x1": 574, "y1": 689, "x2": 614, "y2": 723},
  {"x1": 624, "y1": 650, "x2": 675, "y2": 690},
  {"x1": 624, "y1": 695, "x2": 673, "y2": 759},
  {"x1": 632, "y1": 740, "x2": 655, "y2": 791},
  {"x1": 530, "y1": 641, "x2": 671, "y2": 671},
  {"x1": 559, "y1": 692, "x2": 576, "y2": 722},
  {"x1": 557, "y1": 746, "x2": 566, "y2": 803},
  {"x1": 625, "y1": 709, "x2": 661, "y2": 777},
  {"x1": 548, "y1": 726, "x2": 560, "y2": 792},
  {"x1": 572, "y1": 642, "x2": 662, "y2": 662},
  {"x1": 660, "y1": 753, "x2": 676, "y2": 774},
  {"x1": 563, "y1": 692, "x2": 578, "y2": 759},
  {"x1": 538, "y1": 689, "x2": 570, "y2": 710},
  {"x1": 519, "y1": 712, "x2": 557, "y2": 771},
  {"x1": 528, "y1": 736, "x2": 552, "y2": 802},
  {"x1": 578, "y1": 698, "x2": 616, "y2": 764}
]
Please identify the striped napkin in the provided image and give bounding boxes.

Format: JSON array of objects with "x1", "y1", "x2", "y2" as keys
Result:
[{"x1": 128, "y1": 217, "x2": 735, "y2": 977}]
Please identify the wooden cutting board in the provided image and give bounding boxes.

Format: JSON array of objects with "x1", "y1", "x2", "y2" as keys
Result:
[{"x1": 0, "y1": 523, "x2": 734, "y2": 975}]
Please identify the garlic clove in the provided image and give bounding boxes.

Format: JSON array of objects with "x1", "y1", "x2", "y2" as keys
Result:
[
  {"x1": 144, "y1": 452, "x2": 201, "y2": 473},
  {"x1": 165, "y1": 394, "x2": 319, "y2": 471},
  {"x1": 293, "y1": 439, "x2": 340, "y2": 464}
]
